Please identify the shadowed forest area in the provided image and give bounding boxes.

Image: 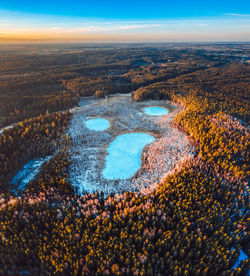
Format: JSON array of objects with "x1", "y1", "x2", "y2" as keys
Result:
[{"x1": 0, "y1": 43, "x2": 247, "y2": 127}]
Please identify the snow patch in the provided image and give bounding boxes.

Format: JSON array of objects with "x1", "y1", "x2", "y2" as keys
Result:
[{"x1": 10, "y1": 156, "x2": 52, "y2": 193}]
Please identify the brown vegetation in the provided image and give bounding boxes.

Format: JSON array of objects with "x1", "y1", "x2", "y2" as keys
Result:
[{"x1": 0, "y1": 45, "x2": 249, "y2": 275}]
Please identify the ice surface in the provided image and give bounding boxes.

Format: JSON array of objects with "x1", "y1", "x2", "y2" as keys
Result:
[
  {"x1": 10, "y1": 156, "x2": 51, "y2": 193},
  {"x1": 86, "y1": 118, "x2": 110, "y2": 131},
  {"x1": 143, "y1": 106, "x2": 169, "y2": 116},
  {"x1": 102, "y1": 133, "x2": 155, "y2": 180},
  {"x1": 232, "y1": 249, "x2": 248, "y2": 270}
]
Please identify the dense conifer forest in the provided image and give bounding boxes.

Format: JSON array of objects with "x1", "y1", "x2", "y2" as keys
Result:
[{"x1": 0, "y1": 44, "x2": 249, "y2": 275}]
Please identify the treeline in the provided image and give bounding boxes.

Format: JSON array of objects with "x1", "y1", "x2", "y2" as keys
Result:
[
  {"x1": 133, "y1": 64, "x2": 250, "y2": 123},
  {"x1": 0, "y1": 45, "x2": 234, "y2": 127},
  {"x1": 174, "y1": 98, "x2": 249, "y2": 178},
  {"x1": 65, "y1": 76, "x2": 132, "y2": 97},
  {"x1": 65, "y1": 53, "x2": 228, "y2": 98}
]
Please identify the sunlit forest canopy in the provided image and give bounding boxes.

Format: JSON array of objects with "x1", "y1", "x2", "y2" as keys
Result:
[{"x1": 0, "y1": 43, "x2": 249, "y2": 275}]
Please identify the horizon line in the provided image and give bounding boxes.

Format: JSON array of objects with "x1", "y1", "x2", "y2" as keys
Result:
[{"x1": 1, "y1": 40, "x2": 250, "y2": 45}]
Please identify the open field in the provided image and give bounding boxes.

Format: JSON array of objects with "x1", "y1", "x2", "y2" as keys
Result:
[{"x1": 68, "y1": 93, "x2": 193, "y2": 195}]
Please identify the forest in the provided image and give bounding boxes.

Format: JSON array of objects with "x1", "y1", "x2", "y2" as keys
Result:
[
  {"x1": 0, "y1": 43, "x2": 240, "y2": 127},
  {"x1": 0, "y1": 44, "x2": 249, "y2": 275}
]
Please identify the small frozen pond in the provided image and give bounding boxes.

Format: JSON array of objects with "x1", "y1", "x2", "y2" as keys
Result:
[
  {"x1": 231, "y1": 249, "x2": 248, "y2": 270},
  {"x1": 143, "y1": 106, "x2": 169, "y2": 116},
  {"x1": 102, "y1": 133, "x2": 155, "y2": 180},
  {"x1": 10, "y1": 156, "x2": 51, "y2": 193},
  {"x1": 86, "y1": 118, "x2": 110, "y2": 131}
]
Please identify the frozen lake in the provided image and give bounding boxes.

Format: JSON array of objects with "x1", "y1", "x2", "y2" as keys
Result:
[
  {"x1": 143, "y1": 106, "x2": 169, "y2": 116},
  {"x1": 102, "y1": 133, "x2": 155, "y2": 180},
  {"x1": 86, "y1": 118, "x2": 110, "y2": 131},
  {"x1": 68, "y1": 94, "x2": 193, "y2": 195},
  {"x1": 10, "y1": 156, "x2": 51, "y2": 193}
]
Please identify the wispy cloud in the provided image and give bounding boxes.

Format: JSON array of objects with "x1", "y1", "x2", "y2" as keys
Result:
[
  {"x1": 119, "y1": 24, "x2": 157, "y2": 30},
  {"x1": 46, "y1": 24, "x2": 163, "y2": 34},
  {"x1": 0, "y1": 8, "x2": 250, "y2": 43},
  {"x1": 224, "y1": 13, "x2": 250, "y2": 17}
]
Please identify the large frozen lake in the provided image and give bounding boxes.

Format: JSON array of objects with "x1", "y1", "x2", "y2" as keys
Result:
[
  {"x1": 102, "y1": 133, "x2": 155, "y2": 180},
  {"x1": 143, "y1": 106, "x2": 169, "y2": 116}
]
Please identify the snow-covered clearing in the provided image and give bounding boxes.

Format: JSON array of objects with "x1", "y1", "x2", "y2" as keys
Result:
[
  {"x1": 10, "y1": 156, "x2": 52, "y2": 193},
  {"x1": 68, "y1": 94, "x2": 194, "y2": 195}
]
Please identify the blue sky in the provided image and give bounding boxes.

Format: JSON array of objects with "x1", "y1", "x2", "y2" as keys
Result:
[
  {"x1": 0, "y1": 0, "x2": 249, "y2": 19},
  {"x1": 0, "y1": 0, "x2": 249, "y2": 43}
]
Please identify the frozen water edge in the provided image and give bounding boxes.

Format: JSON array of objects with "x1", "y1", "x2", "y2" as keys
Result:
[
  {"x1": 10, "y1": 156, "x2": 52, "y2": 193},
  {"x1": 231, "y1": 248, "x2": 248, "y2": 270},
  {"x1": 68, "y1": 94, "x2": 194, "y2": 196},
  {"x1": 102, "y1": 133, "x2": 155, "y2": 180}
]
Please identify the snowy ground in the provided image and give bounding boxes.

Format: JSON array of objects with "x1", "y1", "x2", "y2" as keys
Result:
[
  {"x1": 68, "y1": 93, "x2": 194, "y2": 195},
  {"x1": 10, "y1": 156, "x2": 52, "y2": 194},
  {"x1": 0, "y1": 124, "x2": 15, "y2": 135}
]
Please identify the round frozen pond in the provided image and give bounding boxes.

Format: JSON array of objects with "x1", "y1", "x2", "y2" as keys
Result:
[
  {"x1": 86, "y1": 118, "x2": 110, "y2": 131},
  {"x1": 102, "y1": 133, "x2": 155, "y2": 180},
  {"x1": 143, "y1": 106, "x2": 169, "y2": 116}
]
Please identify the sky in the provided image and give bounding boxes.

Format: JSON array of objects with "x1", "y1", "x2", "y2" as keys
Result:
[{"x1": 0, "y1": 0, "x2": 250, "y2": 43}]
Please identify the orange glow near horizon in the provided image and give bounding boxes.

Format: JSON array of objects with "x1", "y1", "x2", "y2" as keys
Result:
[
  {"x1": 1, "y1": 30, "x2": 250, "y2": 44},
  {"x1": 0, "y1": 9, "x2": 249, "y2": 44}
]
